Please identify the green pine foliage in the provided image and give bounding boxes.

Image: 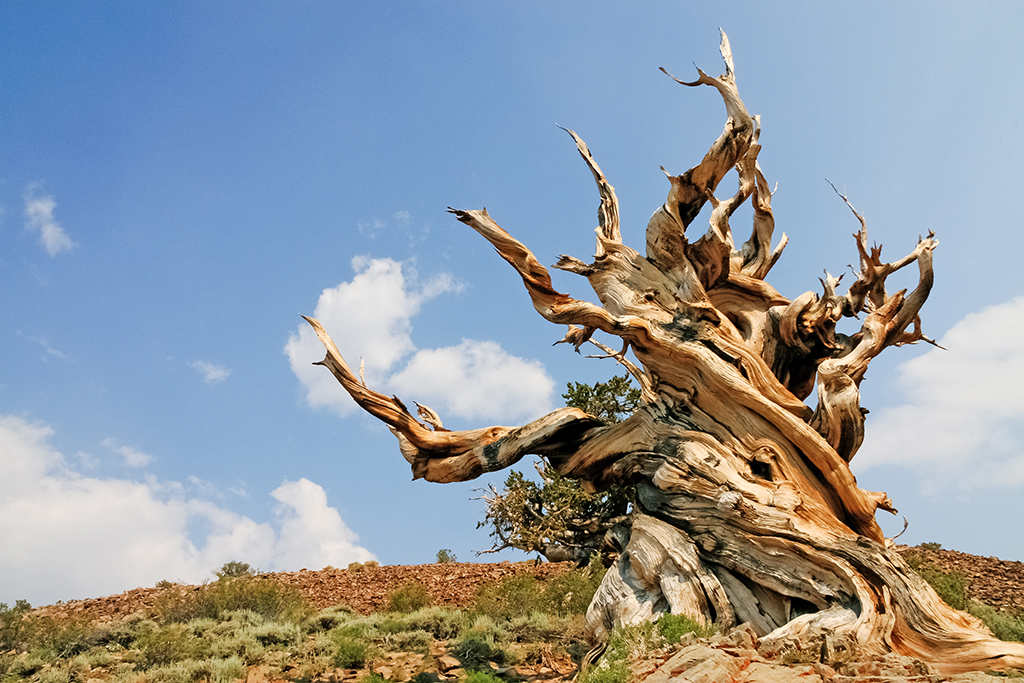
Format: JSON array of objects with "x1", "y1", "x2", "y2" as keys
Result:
[{"x1": 478, "y1": 375, "x2": 639, "y2": 563}]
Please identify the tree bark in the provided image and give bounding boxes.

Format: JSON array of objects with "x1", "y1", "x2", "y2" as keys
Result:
[{"x1": 303, "y1": 31, "x2": 1024, "y2": 674}]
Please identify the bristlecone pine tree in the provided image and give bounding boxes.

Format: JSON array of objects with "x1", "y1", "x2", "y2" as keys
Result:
[{"x1": 303, "y1": 32, "x2": 1024, "y2": 673}]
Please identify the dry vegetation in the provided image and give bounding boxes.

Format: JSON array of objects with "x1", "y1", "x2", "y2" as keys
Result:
[{"x1": 3, "y1": 546, "x2": 1023, "y2": 683}]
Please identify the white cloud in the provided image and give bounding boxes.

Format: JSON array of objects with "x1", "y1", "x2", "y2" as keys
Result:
[
  {"x1": 102, "y1": 437, "x2": 155, "y2": 468},
  {"x1": 24, "y1": 186, "x2": 74, "y2": 256},
  {"x1": 286, "y1": 256, "x2": 556, "y2": 423},
  {"x1": 389, "y1": 340, "x2": 556, "y2": 422},
  {"x1": 0, "y1": 414, "x2": 376, "y2": 606},
  {"x1": 271, "y1": 479, "x2": 375, "y2": 570},
  {"x1": 285, "y1": 256, "x2": 460, "y2": 415},
  {"x1": 855, "y1": 296, "x2": 1024, "y2": 491},
  {"x1": 190, "y1": 360, "x2": 231, "y2": 386}
]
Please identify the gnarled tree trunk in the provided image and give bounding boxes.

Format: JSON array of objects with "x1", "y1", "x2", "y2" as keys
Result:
[{"x1": 303, "y1": 32, "x2": 1024, "y2": 674}]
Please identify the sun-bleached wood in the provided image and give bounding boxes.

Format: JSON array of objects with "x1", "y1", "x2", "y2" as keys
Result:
[{"x1": 304, "y1": 31, "x2": 1024, "y2": 673}]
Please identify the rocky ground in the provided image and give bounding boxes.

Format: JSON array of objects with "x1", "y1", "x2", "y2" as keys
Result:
[
  {"x1": 27, "y1": 545, "x2": 1024, "y2": 683},
  {"x1": 34, "y1": 545, "x2": 1024, "y2": 624},
  {"x1": 33, "y1": 560, "x2": 577, "y2": 623}
]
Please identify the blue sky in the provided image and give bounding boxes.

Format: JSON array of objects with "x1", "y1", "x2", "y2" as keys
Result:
[{"x1": 2, "y1": 3, "x2": 1023, "y2": 606}]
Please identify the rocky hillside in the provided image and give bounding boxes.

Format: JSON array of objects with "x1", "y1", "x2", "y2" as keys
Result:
[{"x1": 33, "y1": 545, "x2": 1024, "y2": 624}]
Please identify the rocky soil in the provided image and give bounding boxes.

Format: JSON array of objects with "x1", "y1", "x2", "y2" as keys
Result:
[
  {"x1": 34, "y1": 545, "x2": 1024, "y2": 624},
  {"x1": 34, "y1": 560, "x2": 577, "y2": 623},
  {"x1": 27, "y1": 545, "x2": 1024, "y2": 683}
]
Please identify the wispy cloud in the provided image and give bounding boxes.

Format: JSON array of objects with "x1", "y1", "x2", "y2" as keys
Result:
[
  {"x1": 855, "y1": 296, "x2": 1024, "y2": 492},
  {"x1": 24, "y1": 185, "x2": 74, "y2": 256},
  {"x1": 357, "y1": 210, "x2": 421, "y2": 241},
  {"x1": 102, "y1": 437, "x2": 155, "y2": 468},
  {"x1": 190, "y1": 360, "x2": 231, "y2": 386},
  {"x1": 286, "y1": 256, "x2": 556, "y2": 423},
  {"x1": 29, "y1": 336, "x2": 72, "y2": 362},
  {"x1": 0, "y1": 414, "x2": 376, "y2": 606}
]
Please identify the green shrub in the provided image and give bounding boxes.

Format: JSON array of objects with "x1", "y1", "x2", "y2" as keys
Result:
[
  {"x1": 474, "y1": 574, "x2": 546, "y2": 620},
  {"x1": 405, "y1": 607, "x2": 469, "y2": 640},
  {"x1": 387, "y1": 583, "x2": 432, "y2": 613},
  {"x1": 655, "y1": 613, "x2": 714, "y2": 642},
  {"x1": 385, "y1": 629, "x2": 433, "y2": 653},
  {"x1": 216, "y1": 561, "x2": 256, "y2": 579},
  {"x1": 920, "y1": 542, "x2": 943, "y2": 552},
  {"x1": 464, "y1": 671, "x2": 505, "y2": 683},
  {"x1": 0, "y1": 600, "x2": 33, "y2": 650},
  {"x1": 968, "y1": 602, "x2": 1024, "y2": 642},
  {"x1": 151, "y1": 576, "x2": 310, "y2": 624},
  {"x1": 144, "y1": 655, "x2": 245, "y2": 683},
  {"x1": 544, "y1": 557, "x2": 606, "y2": 616},
  {"x1": 334, "y1": 636, "x2": 372, "y2": 669},
  {"x1": 451, "y1": 635, "x2": 510, "y2": 671},
  {"x1": 918, "y1": 567, "x2": 970, "y2": 611},
  {"x1": 436, "y1": 549, "x2": 457, "y2": 563},
  {"x1": 137, "y1": 623, "x2": 211, "y2": 668}
]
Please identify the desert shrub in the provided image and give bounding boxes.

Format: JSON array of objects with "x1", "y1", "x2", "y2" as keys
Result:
[
  {"x1": 216, "y1": 561, "x2": 256, "y2": 580},
  {"x1": 304, "y1": 605, "x2": 356, "y2": 633},
  {"x1": 1, "y1": 600, "x2": 33, "y2": 650},
  {"x1": 385, "y1": 629, "x2": 433, "y2": 653},
  {"x1": 474, "y1": 574, "x2": 546, "y2": 620},
  {"x1": 250, "y1": 621, "x2": 302, "y2": 647},
  {"x1": 360, "y1": 674, "x2": 387, "y2": 683},
  {"x1": 464, "y1": 671, "x2": 505, "y2": 683},
  {"x1": 137, "y1": 623, "x2": 211, "y2": 668},
  {"x1": 506, "y1": 611, "x2": 568, "y2": 643},
  {"x1": 405, "y1": 607, "x2": 470, "y2": 640},
  {"x1": 451, "y1": 635, "x2": 510, "y2": 671},
  {"x1": 436, "y1": 549, "x2": 458, "y2": 564},
  {"x1": 151, "y1": 576, "x2": 310, "y2": 624},
  {"x1": 144, "y1": 655, "x2": 245, "y2": 683},
  {"x1": 655, "y1": 613, "x2": 714, "y2": 642},
  {"x1": 334, "y1": 635, "x2": 372, "y2": 669},
  {"x1": 387, "y1": 583, "x2": 432, "y2": 613},
  {"x1": 580, "y1": 613, "x2": 711, "y2": 683},
  {"x1": 544, "y1": 557, "x2": 606, "y2": 616},
  {"x1": 348, "y1": 561, "x2": 379, "y2": 573},
  {"x1": 917, "y1": 567, "x2": 970, "y2": 611},
  {"x1": 968, "y1": 602, "x2": 1024, "y2": 642},
  {"x1": 920, "y1": 542, "x2": 943, "y2": 552}
]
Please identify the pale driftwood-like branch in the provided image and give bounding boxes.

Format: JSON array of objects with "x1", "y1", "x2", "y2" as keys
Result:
[
  {"x1": 305, "y1": 32, "x2": 1024, "y2": 674},
  {"x1": 303, "y1": 315, "x2": 605, "y2": 482},
  {"x1": 559, "y1": 126, "x2": 621, "y2": 253}
]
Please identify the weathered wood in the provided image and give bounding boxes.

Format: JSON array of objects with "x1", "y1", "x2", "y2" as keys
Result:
[{"x1": 304, "y1": 31, "x2": 1024, "y2": 673}]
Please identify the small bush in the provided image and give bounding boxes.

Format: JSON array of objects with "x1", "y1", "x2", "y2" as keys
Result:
[
  {"x1": 656, "y1": 613, "x2": 714, "y2": 642},
  {"x1": 137, "y1": 623, "x2": 210, "y2": 668},
  {"x1": 464, "y1": 671, "x2": 505, "y2": 683},
  {"x1": 405, "y1": 607, "x2": 470, "y2": 640},
  {"x1": 151, "y1": 576, "x2": 310, "y2": 624},
  {"x1": 920, "y1": 542, "x2": 943, "y2": 552},
  {"x1": 216, "y1": 561, "x2": 256, "y2": 579},
  {"x1": 474, "y1": 574, "x2": 546, "y2": 620},
  {"x1": 451, "y1": 635, "x2": 509, "y2": 671},
  {"x1": 387, "y1": 583, "x2": 432, "y2": 613},
  {"x1": 1, "y1": 600, "x2": 34, "y2": 650},
  {"x1": 348, "y1": 560, "x2": 380, "y2": 573},
  {"x1": 544, "y1": 557, "x2": 606, "y2": 616},
  {"x1": 969, "y1": 602, "x2": 1024, "y2": 642},
  {"x1": 436, "y1": 549, "x2": 458, "y2": 563},
  {"x1": 334, "y1": 636, "x2": 372, "y2": 669},
  {"x1": 918, "y1": 567, "x2": 970, "y2": 611}
]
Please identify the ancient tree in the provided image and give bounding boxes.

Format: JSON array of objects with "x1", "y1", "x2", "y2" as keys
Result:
[{"x1": 304, "y1": 33, "x2": 1024, "y2": 673}]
